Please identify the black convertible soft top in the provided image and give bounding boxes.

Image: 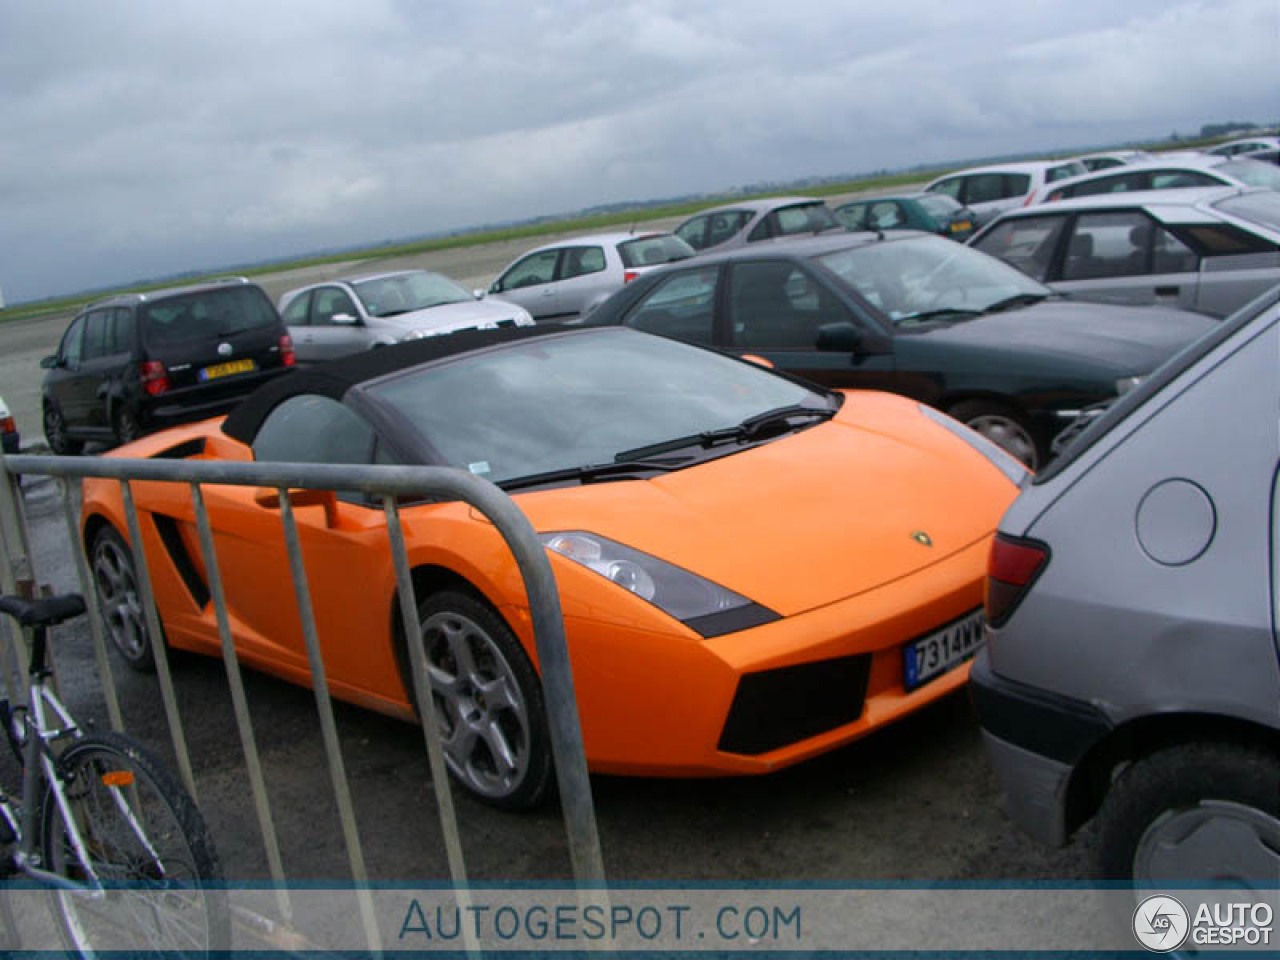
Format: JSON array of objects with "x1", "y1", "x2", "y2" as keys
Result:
[{"x1": 221, "y1": 323, "x2": 570, "y2": 444}]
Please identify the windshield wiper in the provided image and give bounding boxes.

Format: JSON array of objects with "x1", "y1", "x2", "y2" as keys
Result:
[
  {"x1": 895, "y1": 307, "x2": 985, "y2": 326},
  {"x1": 498, "y1": 455, "x2": 694, "y2": 492},
  {"x1": 615, "y1": 403, "x2": 837, "y2": 461},
  {"x1": 983, "y1": 292, "x2": 1050, "y2": 314}
]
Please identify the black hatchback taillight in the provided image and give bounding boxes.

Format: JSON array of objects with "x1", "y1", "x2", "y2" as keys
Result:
[{"x1": 986, "y1": 533, "x2": 1050, "y2": 627}]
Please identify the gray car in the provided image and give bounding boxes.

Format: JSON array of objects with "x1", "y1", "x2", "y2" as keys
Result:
[
  {"x1": 971, "y1": 286, "x2": 1280, "y2": 885},
  {"x1": 487, "y1": 231, "x2": 694, "y2": 322},
  {"x1": 922, "y1": 159, "x2": 1088, "y2": 226},
  {"x1": 969, "y1": 186, "x2": 1280, "y2": 317},
  {"x1": 1038, "y1": 152, "x2": 1280, "y2": 203},
  {"x1": 279, "y1": 270, "x2": 533, "y2": 363},
  {"x1": 673, "y1": 197, "x2": 843, "y2": 253}
]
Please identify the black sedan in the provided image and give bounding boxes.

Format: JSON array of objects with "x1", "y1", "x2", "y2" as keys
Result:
[{"x1": 582, "y1": 232, "x2": 1216, "y2": 468}]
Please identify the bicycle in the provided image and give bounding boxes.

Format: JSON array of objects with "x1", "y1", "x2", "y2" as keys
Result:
[{"x1": 0, "y1": 591, "x2": 228, "y2": 955}]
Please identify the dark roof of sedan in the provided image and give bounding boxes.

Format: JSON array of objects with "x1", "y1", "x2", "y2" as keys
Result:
[{"x1": 221, "y1": 323, "x2": 571, "y2": 444}]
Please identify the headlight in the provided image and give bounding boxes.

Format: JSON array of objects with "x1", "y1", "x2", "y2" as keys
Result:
[
  {"x1": 540, "y1": 531, "x2": 777, "y2": 636},
  {"x1": 515, "y1": 310, "x2": 535, "y2": 327},
  {"x1": 1115, "y1": 375, "x2": 1145, "y2": 395},
  {"x1": 919, "y1": 405, "x2": 1029, "y2": 487}
]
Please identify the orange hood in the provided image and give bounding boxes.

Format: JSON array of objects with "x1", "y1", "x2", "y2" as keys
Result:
[{"x1": 514, "y1": 393, "x2": 1017, "y2": 617}]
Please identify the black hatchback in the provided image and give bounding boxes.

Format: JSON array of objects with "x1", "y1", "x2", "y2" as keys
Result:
[{"x1": 41, "y1": 279, "x2": 296, "y2": 453}]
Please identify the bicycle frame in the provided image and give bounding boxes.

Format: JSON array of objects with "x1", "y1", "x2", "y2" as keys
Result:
[{"x1": 2, "y1": 662, "x2": 160, "y2": 897}]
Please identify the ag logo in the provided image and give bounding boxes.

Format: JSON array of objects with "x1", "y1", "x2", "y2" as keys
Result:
[{"x1": 1133, "y1": 895, "x2": 1189, "y2": 952}]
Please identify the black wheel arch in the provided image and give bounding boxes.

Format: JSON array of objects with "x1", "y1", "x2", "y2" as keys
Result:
[{"x1": 1063, "y1": 711, "x2": 1280, "y2": 839}]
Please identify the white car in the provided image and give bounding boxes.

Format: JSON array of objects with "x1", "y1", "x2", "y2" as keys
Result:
[
  {"x1": 278, "y1": 270, "x2": 533, "y2": 363},
  {"x1": 1039, "y1": 153, "x2": 1280, "y2": 204},
  {"x1": 922, "y1": 159, "x2": 1088, "y2": 226},
  {"x1": 968, "y1": 186, "x2": 1280, "y2": 317},
  {"x1": 488, "y1": 231, "x2": 695, "y2": 322},
  {"x1": 1205, "y1": 135, "x2": 1280, "y2": 157}
]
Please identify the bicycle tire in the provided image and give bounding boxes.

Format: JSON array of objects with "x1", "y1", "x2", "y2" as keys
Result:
[{"x1": 39, "y1": 731, "x2": 228, "y2": 956}]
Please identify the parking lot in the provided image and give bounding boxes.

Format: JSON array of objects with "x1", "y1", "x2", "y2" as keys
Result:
[{"x1": 0, "y1": 198, "x2": 1099, "y2": 899}]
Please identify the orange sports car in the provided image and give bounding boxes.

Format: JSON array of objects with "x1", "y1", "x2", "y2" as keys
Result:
[{"x1": 81, "y1": 326, "x2": 1024, "y2": 807}]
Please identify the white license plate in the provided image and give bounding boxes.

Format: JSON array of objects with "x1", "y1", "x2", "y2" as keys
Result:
[{"x1": 903, "y1": 608, "x2": 985, "y2": 691}]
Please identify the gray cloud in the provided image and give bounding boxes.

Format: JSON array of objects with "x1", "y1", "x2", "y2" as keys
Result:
[{"x1": 1, "y1": 0, "x2": 1275, "y2": 302}]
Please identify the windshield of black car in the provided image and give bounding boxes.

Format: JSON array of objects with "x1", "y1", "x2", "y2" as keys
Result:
[
  {"x1": 352, "y1": 272, "x2": 471, "y2": 317},
  {"x1": 142, "y1": 286, "x2": 280, "y2": 344},
  {"x1": 1213, "y1": 190, "x2": 1280, "y2": 233},
  {"x1": 815, "y1": 235, "x2": 1052, "y2": 323},
  {"x1": 363, "y1": 329, "x2": 830, "y2": 485},
  {"x1": 618, "y1": 234, "x2": 697, "y2": 268}
]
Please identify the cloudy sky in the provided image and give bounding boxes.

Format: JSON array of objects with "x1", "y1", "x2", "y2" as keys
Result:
[{"x1": 2, "y1": 0, "x2": 1276, "y2": 303}]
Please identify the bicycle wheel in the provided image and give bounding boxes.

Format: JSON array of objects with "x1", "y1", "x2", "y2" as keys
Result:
[{"x1": 39, "y1": 731, "x2": 228, "y2": 956}]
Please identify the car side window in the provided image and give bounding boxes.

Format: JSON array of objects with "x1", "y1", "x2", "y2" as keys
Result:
[
  {"x1": 558, "y1": 246, "x2": 606, "y2": 280},
  {"x1": 1149, "y1": 171, "x2": 1218, "y2": 190},
  {"x1": 110, "y1": 308, "x2": 136, "y2": 355},
  {"x1": 80, "y1": 310, "x2": 111, "y2": 362},
  {"x1": 835, "y1": 203, "x2": 868, "y2": 229},
  {"x1": 867, "y1": 201, "x2": 905, "y2": 229},
  {"x1": 747, "y1": 214, "x2": 774, "y2": 243},
  {"x1": 281, "y1": 291, "x2": 313, "y2": 326},
  {"x1": 253, "y1": 395, "x2": 382, "y2": 503},
  {"x1": 707, "y1": 211, "x2": 750, "y2": 246},
  {"x1": 675, "y1": 216, "x2": 708, "y2": 250},
  {"x1": 495, "y1": 250, "x2": 559, "y2": 291},
  {"x1": 729, "y1": 261, "x2": 850, "y2": 350},
  {"x1": 964, "y1": 174, "x2": 1009, "y2": 204},
  {"x1": 972, "y1": 216, "x2": 1067, "y2": 282},
  {"x1": 59, "y1": 316, "x2": 86, "y2": 367},
  {"x1": 928, "y1": 177, "x2": 963, "y2": 200},
  {"x1": 1062, "y1": 212, "x2": 1195, "y2": 280},
  {"x1": 621, "y1": 267, "x2": 718, "y2": 345},
  {"x1": 311, "y1": 288, "x2": 358, "y2": 327}
]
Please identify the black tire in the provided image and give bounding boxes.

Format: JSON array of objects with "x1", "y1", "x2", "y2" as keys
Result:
[
  {"x1": 112, "y1": 405, "x2": 143, "y2": 446},
  {"x1": 90, "y1": 526, "x2": 157, "y2": 672},
  {"x1": 416, "y1": 590, "x2": 553, "y2": 810},
  {"x1": 947, "y1": 399, "x2": 1042, "y2": 470},
  {"x1": 1096, "y1": 741, "x2": 1280, "y2": 885},
  {"x1": 43, "y1": 403, "x2": 83, "y2": 456},
  {"x1": 41, "y1": 731, "x2": 228, "y2": 956}
]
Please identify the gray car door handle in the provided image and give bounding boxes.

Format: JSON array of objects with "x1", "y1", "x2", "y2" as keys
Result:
[{"x1": 1155, "y1": 286, "x2": 1180, "y2": 296}]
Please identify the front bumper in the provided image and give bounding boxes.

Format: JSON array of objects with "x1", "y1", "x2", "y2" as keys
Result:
[
  {"x1": 562, "y1": 536, "x2": 992, "y2": 777},
  {"x1": 969, "y1": 650, "x2": 1112, "y2": 846}
]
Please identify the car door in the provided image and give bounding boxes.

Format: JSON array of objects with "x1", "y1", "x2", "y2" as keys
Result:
[
  {"x1": 1052, "y1": 210, "x2": 1200, "y2": 312},
  {"x1": 1172, "y1": 221, "x2": 1280, "y2": 317},
  {"x1": 74, "y1": 309, "x2": 123, "y2": 431},
  {"x1": 550, "y1": 245, "x2": 610, "y2": 318},
  {"x1": 205, "y1": 394, "x2": 404, "y2": 697},
  {"x1": 47, "y1": 314, "x2": 91, "y2": 427},
  {"x1": 722, "y1": 259, "x2": 898, "y2": 392},
  {"x1": 302, "y1": 286, "x2": 369, "y2": 361},
  {"x1": 490, "y1": 249, "x2": 563, "y2": 320}
]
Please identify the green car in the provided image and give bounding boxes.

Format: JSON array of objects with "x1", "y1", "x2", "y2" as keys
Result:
[{"x1": 836, "y1": 193, "x2": 978, "y2": 242}]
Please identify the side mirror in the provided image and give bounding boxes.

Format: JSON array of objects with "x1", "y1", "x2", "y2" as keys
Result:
[
  {"x1": 816, "y1": 322, "x2": 862, "y2": 354},
  {"x1": 331, "y1": 313, "x2": 357, "y2": 326},
  {"x1": 40, "y1": 355, "x2": 59, "y2": 369},
  {"x1": 254, "y1": 487, "x2": 340, "y2": 528},
  {"x1": 473, "y1": 289, "x2": 486, "y2": 300}
]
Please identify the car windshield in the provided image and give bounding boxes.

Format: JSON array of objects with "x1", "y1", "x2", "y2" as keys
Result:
[
  {"x1": 142, "y1": 286, "x2": 279, "y2": 344},
  {"x1": 1212, "y1": 190, "x2": 1280, "y2": 234},
  {"x1": 1218, "y1": 158, "x2": 1280, "y2": 190},
  {"x1": 618, "y1": 234, "x2": 696, "y2": 268},
  {"x1": 363, "y1": 329, "x2": 825, "y2": 485},
  {"x1": 351, "y1": 272, "x2": 472, "y2": 317},
  {"x1": 815, "y1": 235, "x2": 1052, "y2": 323}
]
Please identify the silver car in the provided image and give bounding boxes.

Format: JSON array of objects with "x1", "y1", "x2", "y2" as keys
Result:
[
  {"x1": 922, "y1": 159, "x2": 1088, "y2": 226},
  {"x1": 487, "y1": 231, "x2": 695, "y2": 322},
  {"x1": 279, "y1": 270, "x2": 533, "y2": 363},
  {"x1": 969, "y1": 186, "x2": 1280, "y2": 317},
  {"x1": 971, "y1": 286, "x2": 1280, "y2": 885},
  {"x1": 1038, "y1": 152, "x2": 1280, "y2": 203},
  {"x1": 673, "y1": 197, "x2": 843, "y2": 253}
]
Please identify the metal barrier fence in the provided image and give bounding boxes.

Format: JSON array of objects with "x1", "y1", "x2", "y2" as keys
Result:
[{"x1": 0, "y1": 451, "x2": 606, "y2": 952}]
